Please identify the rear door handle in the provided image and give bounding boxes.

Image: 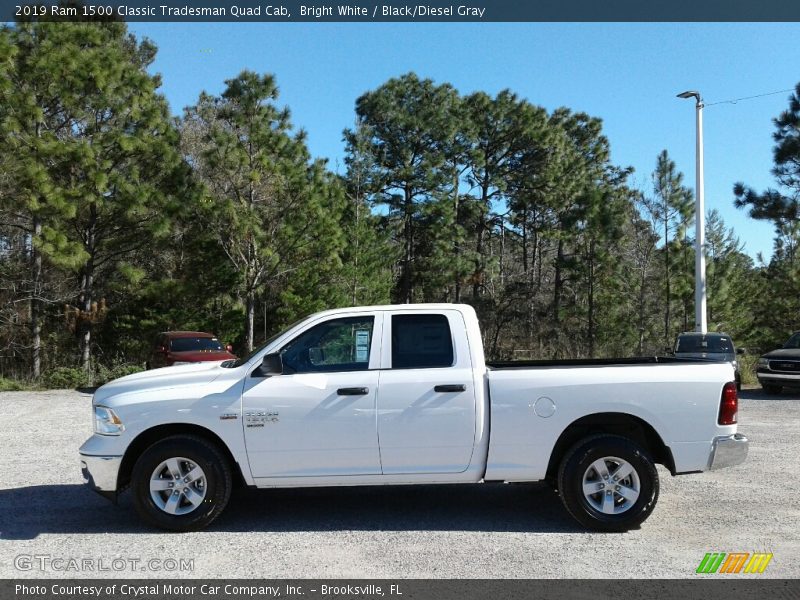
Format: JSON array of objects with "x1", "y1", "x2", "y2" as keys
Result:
[
  {"x1": 337, "y1": 387, "x2": 369, "y2": 396},
  {"x1": 434, "y1": 384, "x2": 467, "y2": 393}
]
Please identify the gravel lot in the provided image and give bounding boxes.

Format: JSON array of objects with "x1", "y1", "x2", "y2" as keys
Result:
[{"x1": 0, "y1": 386, "x2": 798, "y2": 579}]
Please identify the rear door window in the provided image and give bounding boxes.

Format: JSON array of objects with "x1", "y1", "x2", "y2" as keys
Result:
[{"x1": 391, "y1": 314, "x2": 454, "y2": 369}]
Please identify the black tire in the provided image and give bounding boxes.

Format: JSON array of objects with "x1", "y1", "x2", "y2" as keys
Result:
[
  {"x1": 762, "y1": 383, "x2": 782, "y2": 395},
  {"x1": 131, "y1": 435, "x2": 232, "y2": 532},
  {"x1": 557, "y1": 434, "x2": 659, "y2": 532}
]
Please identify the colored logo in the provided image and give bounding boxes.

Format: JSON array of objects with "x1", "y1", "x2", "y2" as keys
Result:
[{"x1": 696, "y1": 552, "x2": 773, "y2": 574}]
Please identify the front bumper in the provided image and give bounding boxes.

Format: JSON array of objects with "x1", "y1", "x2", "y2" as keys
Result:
[
  {"x1": 708, "y1": 433, "x2": 749, "y2": 470},
  {"x1": 80, "y1": 453, "x2": 122, "y2": 502},
  {"x1": 757, "y1": 371, "x2": 800, "y2": 384}
]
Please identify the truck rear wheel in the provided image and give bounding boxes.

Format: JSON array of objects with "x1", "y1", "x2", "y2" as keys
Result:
[
  {"x1": 557, "y1": 434, "x2": 659, "y2": 532},
  {"x1": 131, "y1": 435, "x2": 232, "y2": 532}
]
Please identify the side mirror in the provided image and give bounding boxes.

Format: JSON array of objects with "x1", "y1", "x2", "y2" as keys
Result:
[
  {"x1": 226, "y1": 344, "x2": 234, "y2": 353},
  {"x1": 736, "y1": 347, "x2": 745, "y2": 355},
  {"x1": 256, "y1": 352, "x2": 283, "y2": 377}
]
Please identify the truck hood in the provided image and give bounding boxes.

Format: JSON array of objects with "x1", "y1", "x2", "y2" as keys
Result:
[
  {"x1": 93, "y1": 361, "x2": 226, "y2": 405},
  {"x1": 762, "y1": 348, "x2": 800, "y2": 360}
]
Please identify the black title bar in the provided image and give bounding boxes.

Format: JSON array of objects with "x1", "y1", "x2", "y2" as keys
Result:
[
  {"x1": 4, "y1": 0, "x2": 800, "y2": 22},
  {"x1": 5, "y1": 580, "x2": 800, "y2": 600}
]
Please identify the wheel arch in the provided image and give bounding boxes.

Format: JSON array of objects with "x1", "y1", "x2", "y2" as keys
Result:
[
  {"x1": 545, "y1": 412, "x2": 676, "y2": 483},
  {"x1": 118, "y1": 423, "x2": 248, "y2": 492}
]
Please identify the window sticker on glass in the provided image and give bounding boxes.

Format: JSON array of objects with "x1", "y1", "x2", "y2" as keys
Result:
[{"x1": 355, "y1": 329, "x2": 370, "y2": 362}]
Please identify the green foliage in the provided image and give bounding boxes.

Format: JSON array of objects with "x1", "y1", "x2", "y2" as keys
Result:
[
  {"x1": 733, "y1": 83, "x2": 800, "y2": 351},
  {"x1": 183, "y1": 71, "x2": 348, "y2": 351},
  {"x1": 345, "y1": 73, "x2": 462, "y2": 303},
  {"x1": 1, "y1": 20, "x2": 191, "y2": 374},
  {"x1": 0, "y1": 377, "x2": 31, "y2": 391},
  {"x1": 738, "y1": 354, "x2": 759, "y2": 386},
  {"x1": 1, "y1": 35, "x2": 798, "y2": 380},
  {"x1": 39, "y1": 361, "x2": 142, "y2": 389},
  {"x1": 94, "y1": 362, "x2": 144, "y2": 385},
  {"x1": 44, "y1": 367, "x2": 92, "y2": 389}
]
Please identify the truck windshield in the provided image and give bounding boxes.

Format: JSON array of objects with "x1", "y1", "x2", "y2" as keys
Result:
[
  {"x1": 784, "y1": 333, "x2": 800, "y2": 349},
  {"x1": 170, "y1": 337, "x2": 224, "y2": 352},
  {"x1": 676, "y1": 336, "x2": 732, "y2": 353}
]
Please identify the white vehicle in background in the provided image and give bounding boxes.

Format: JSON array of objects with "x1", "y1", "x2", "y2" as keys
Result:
[{"x1": 80, "y1": 304, "x2": 747, "y2": 532}]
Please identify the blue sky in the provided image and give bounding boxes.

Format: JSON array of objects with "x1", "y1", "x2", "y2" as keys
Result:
[{"x1": 129, "y1": 22, "x2": 799, "y2": 261}]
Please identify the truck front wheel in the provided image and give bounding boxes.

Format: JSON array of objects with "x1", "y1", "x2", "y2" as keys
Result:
[
  {"x1": 131, "y1": 435, "x2": 232, "y2": 531},
  {"x1": 557, "y1": 434, "x2": 659, "y2": 532}
]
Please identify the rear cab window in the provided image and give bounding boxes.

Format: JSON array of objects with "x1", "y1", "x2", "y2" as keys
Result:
[
  {"x1": 170, "y1": 337, "x2": 224, "y2": 352},
  {"x1": 676, "y1": 335, "x2": 733, "y2": 353}
]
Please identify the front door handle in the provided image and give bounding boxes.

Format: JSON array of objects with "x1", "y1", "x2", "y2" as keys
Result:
[
  {"x1": 434, "y1": 384, "x2": 467, "y2": 393},
  {"x1": 337, "y1": 387, "x2": 369, "y2": 396}
]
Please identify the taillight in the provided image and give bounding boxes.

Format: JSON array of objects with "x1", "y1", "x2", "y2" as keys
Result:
[{"x1": 719, "y1": 382, "x2": 738, "y2": 425}]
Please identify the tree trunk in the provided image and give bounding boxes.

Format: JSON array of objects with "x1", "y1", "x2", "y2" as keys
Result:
[
  {"x1": 79, "y1": 204, "x2": 97, "y2": 373},
  {"x1": 30, "y1": 217, "x2": 42, "y2": 379},
  {"x1": 400, "y1": 189, "x2": 413, "y2": 304},
  {"x1": 245, "y1": 291, "x2": 255, "y2": 352},
  {"x1": 499, "y1": 216, "x2": 505, "y2": 288},
  {"x1": 637, "y1": 263, "x2": 647, "y2": 356},
  {"x1": 554, "y1": 237, "x2": 564, "y2": 326},
  {"x1": 352, "y1": 194, "x2": 360, "y2": 305},
  {"x1": 31, "y1": 122, "x2": 44, "y2": 379},
  {"x1": 664, "y1": 218, "x2": 671, "y2": 347},
  {"x1": 79, "y1": 269, "x2": 93, "y2": 372},
  {"x1": 472, "y1": 182, "x2": 490, "y2": 300},
  {"x1": 521, "y1": 207, "x2": 528, "y2": 274},
  {"x1": 453, "y1": 171, "x2": 461, "y2": 303},
  {"x1": 587, "y1": 241, "x2": 595, "y2": 358},
  {"x1": 472, "y1": 215, "x2": 484, "y2": 299}
]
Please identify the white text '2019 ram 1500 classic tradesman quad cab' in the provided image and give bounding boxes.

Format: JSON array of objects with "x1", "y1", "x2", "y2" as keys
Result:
[{"x1": 80, "y1": 304, "x2": 748, "y2": 532}]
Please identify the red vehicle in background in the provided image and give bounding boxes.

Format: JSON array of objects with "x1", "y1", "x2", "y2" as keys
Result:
[{"x1": 146, "y1": 331, "x2": 236, "y2": 369}]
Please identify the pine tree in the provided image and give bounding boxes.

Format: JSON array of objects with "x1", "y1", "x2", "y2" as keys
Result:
[
  {"x1": 734, "y1": 83, "x2": 800, "y2": 346},
  {"x1": 462, "y1": 91, "x2": 549, "y2": 303},
  {"x1": 184, "y1": 71, "x2": 345, "y2": 351},
  {"x1": 642, "y1": 150, "x2": 694, "y2": 346},
  {"x1": 1, "y1": 21, "x2": 187, "y2": 373},
  {"x1": 344, "y1": 73, "x2": 460, "y2": 303}
]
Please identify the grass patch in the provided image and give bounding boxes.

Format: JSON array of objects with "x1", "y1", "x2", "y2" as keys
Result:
[
  {"x1": 0, "y1": 362, "x2": 145, "y2": 391},
  {"x1": 0, "y1": 377, "x2": 41, "y2": 391}
]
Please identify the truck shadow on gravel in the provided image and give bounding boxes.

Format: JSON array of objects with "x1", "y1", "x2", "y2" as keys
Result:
[
  {"x1": 0, "y1": 482, "x2": 585, "y2": 539},
  {"x1": 739, "y1": 387, "x2": 800, "y2": 401}
]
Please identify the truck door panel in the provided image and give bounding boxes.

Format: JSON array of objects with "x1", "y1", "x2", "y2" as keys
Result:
[
  {"x1": 242, "y1": 314, "x2": 382, "y2": 478},
  {"x1": 376, "y1": 311, "x2": 477, "y2": 474}
]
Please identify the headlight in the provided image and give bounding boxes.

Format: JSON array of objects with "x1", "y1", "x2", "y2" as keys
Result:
[
  {"x1": 758, "y1": 358, "x2": 769, "y2": 368},
  {"x1": 94, "y1": 406, "x2": 124, "y2": 435}
]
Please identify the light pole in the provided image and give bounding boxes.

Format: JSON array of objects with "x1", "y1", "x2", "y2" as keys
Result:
[{"x1": 677, "y1": 90, "x2": 708, "y2": 334}]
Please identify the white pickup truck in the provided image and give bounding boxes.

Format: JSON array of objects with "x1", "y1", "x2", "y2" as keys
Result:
[{"x1": 80, "y1": 304, "x2": 748, "y2": 532}]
